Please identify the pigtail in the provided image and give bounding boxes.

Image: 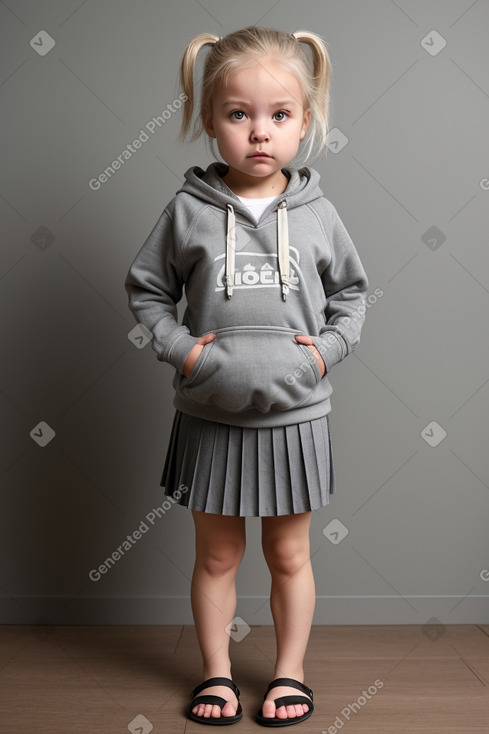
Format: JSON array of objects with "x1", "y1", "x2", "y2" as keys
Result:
[
  {"x1": 292, "y1": 29, "x2": 332, "y2": 155},
  {"x1": 178, "y1": 33, "x2": 220, "y2": 143}
]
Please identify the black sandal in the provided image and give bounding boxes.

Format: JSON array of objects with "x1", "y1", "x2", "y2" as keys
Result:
[
  {"x1": 256, "y1": 677, "x2": 314, "y2": 727},
  {"x1": 187, "y1": 676, "x2": 243, "y2": 726}
]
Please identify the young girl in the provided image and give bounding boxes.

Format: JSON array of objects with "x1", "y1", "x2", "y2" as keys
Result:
[{"x1": 125, "y1": 25, "x2": 368, "y2": 727}]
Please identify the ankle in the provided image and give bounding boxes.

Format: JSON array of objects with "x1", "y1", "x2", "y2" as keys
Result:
[{"x1": 202, "y1": 665, "x2": 233, "y2": 681}]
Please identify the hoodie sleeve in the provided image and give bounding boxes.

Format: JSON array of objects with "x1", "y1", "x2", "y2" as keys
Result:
[
  {"x1": 311, "y1": 204, "x2": 369, "y2": 374},
  {"x1": 124, "y1": 208, "x2": 198, "y2": 374}
]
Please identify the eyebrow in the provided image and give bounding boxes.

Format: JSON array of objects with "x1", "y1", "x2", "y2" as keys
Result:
[{"x1": 221, "y1": 100, "x2": 297, "y2": 109}]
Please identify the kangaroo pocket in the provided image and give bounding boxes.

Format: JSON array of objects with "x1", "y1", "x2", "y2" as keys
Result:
[{"x1": 181, "y1": 326, "x2": 322, "y2": 414}]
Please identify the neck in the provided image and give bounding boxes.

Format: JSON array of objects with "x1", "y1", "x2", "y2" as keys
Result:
[{"x1": 221, "y1": 167, "x2": 289, "y2": 198}]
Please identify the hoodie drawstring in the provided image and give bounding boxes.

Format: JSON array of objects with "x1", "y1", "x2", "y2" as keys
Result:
[
  {"x1": 225, "y1": 203, "x2": 236, "y2": 299},
  {"x1": 277, "y1": 200, "x2": 289, "y2": 301},
  {"x1": 225, "y1": 200, "x2": 289, "y2": 301}
]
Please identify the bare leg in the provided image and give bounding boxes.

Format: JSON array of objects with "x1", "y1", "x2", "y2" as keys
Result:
[
  {"x1": 261, "y1": 511, "x2": 315, "y2": 721},
  {"x1": 190, "y1": 510, "x2": 246, "y2": 720}
]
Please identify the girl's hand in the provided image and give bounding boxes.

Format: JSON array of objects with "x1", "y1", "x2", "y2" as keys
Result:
[
  {"x1": 295, "y1": 334, "x2": 326, "y2": 377},
  {"x1": 183, "y1": 333, "x2": 216, "y2": 378}
]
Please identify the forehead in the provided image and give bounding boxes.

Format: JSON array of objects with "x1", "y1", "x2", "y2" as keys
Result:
[{"x1": 215, "y1": 60, "x2": 304, "y2": 106}]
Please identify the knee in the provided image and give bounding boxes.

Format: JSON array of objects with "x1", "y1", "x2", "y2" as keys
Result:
[
  {"x1": 199, "y1": 540, "x2": 245, "y2": 576},
  {"x1": 262, "y1": 537, "x2": 310, "y2": 576}
]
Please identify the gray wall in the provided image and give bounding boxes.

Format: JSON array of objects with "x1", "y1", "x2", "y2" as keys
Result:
[{"x1": 1, "y1": 0, "x2": 488, "y2": 627}]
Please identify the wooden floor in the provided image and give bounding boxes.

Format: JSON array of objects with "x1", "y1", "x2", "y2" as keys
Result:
[{"x1": 1, "y1": 624, "x2": 488, "y2": 732}]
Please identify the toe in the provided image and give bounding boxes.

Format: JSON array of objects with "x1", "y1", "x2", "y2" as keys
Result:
[
  {"x1": 286, "y1": 704, "x2": 298, "y2": 718},
  {"x1": 261, "y1": 699, "x2": 278, "y2": 718},
  {"x1": 276, "y1": 705, "x2": 290, "y2": 719},
  {"x1": 221, "y1": 701, "x2": 237, "y2": 717},
  {"x1": 211, "y1": 704, "x2": 223, "y2": 718}
]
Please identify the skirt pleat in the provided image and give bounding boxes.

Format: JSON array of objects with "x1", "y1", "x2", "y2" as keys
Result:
[{"x1": 160, "y1": 410, "x2": 336, "y2": 517}]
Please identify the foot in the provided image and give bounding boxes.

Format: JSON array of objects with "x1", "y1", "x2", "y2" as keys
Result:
[
  {"x1": 191, "y1": 682, "x2": 239, "y2": 720},
  {"x1": 261, "y1": 680, "x2": 312, "y2": 721}
]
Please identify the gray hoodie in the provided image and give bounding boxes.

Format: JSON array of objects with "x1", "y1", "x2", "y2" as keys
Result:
[{"x1": 125, "y1": 162, "x2": 369, "y2": 427}]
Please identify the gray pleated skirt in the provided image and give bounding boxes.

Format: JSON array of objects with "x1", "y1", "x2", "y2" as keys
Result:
[{"x1": 160, "y1": 410, "x2": 336, "y2": 516}]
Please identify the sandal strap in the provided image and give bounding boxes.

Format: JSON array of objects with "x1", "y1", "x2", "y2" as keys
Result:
[
  {"x1": 273, "y1": 694, "x2": 314, "y2": 709},
  {"x1": 191, "y1": 676, "x2": 240, "y2": 699},
  {"x1": 263, "y1": 677, "x2": 313, "y2": 701}
]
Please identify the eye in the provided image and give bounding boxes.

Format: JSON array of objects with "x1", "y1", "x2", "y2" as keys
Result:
[
  {"x1": 273, "y1": 110, "x2": 288, "y2": 121},
  {"x1": 230, "y1": 110, "x2": 246, "y2": 120}
]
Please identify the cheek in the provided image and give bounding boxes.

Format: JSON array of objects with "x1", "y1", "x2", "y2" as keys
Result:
[
  {"x1": 219, "y1": 134, "x2": 237, "y2": 150},
  {"x1": 224, "y1": 127, "x2": 246, "y2": 146},
  {"x1": 218, "y1": 123, "x2": 237, "y2": 139}
]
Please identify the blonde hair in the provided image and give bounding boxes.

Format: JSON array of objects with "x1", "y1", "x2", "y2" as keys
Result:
[{"x1": 178, "y1": 25, "x2": 332, "y2": 167}]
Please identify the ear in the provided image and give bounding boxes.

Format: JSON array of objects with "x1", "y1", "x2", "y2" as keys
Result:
[
  {"x1": 300, "y1": 107, "x2": 311, "y2": 140},
  {"x1": 203, "y1": 106, "x2": 216, "y2": 138}
]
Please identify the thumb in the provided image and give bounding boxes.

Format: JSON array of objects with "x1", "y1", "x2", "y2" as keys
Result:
[
  {"x1": 295, "y1": 334, "x2": 313, "y2": 346},
  {"x1": 198, "y1": 332, "x2": 216, "y2": 345}
]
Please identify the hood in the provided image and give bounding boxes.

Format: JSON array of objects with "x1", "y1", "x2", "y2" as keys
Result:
[{"x1": 177, "y1": 162, "x2": 324, "y2": 301}]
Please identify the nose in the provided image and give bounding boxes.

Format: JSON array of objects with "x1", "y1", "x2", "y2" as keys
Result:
[{"x1": 251, "y1": 125, "x2": 270, "y2": 143}]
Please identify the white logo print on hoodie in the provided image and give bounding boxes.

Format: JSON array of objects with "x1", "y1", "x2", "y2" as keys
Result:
[{"x1": 215, "y1": 250, "x2": 301, "y2": 292}]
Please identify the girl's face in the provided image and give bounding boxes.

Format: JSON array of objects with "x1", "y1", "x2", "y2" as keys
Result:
[{"x1": 204, "y1": 57, "x2": 311, "y2": 190}]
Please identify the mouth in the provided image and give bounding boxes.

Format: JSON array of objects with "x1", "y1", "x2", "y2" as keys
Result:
[{"x1": 249, "y1": 152, "x2": 271, "y2": 158}]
